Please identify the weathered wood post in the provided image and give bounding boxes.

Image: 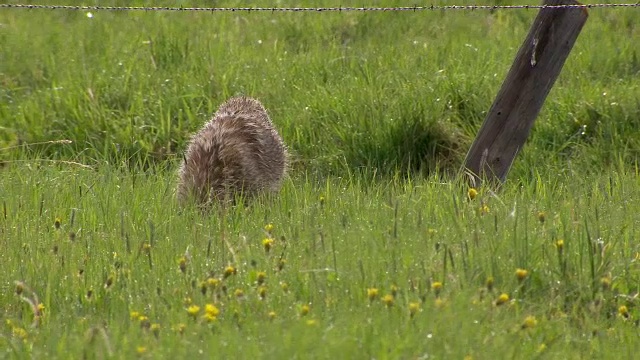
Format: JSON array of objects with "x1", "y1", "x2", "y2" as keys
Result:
[{"x1": 463, "y1": 0, "x2": 588, "y2": 185}]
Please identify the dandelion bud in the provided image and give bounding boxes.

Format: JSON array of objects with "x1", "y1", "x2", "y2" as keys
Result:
[
  {"x1": 495, "y1": 293, "x2": 510, "y2": 306},
  {"x1": 521, "y1": 315, "x2": 538, "y2": 329},
  {"x1": 537, "y1": 211, "x2": 546, "y2": 223},
  {"x1": 382, "y1": 294, "x2": 394, "y2": 308},
  {"x1": 431, "y1": 281, "x2": 443, "y2": 296},
  {"x1": 618, "y1": 305, "x2": 630, "y2": 319},
  {"x1": 256, "y1": 271, "x2": 267, "y2": 285},
  {"x1": 224, "y1": 266, "x2": 237, "y2": 278},
  {"x1": 515, "y1": 268, "x2": 528, "y2": 282},
  {"x1": 177, "y1": 256, "x2": 188, "y2": 274},
  {"x1": 409, "y1": 302, "x2": 421, "y2": 318},
  {"x1": 468, "y1": 188, "x2": 478, "y2": 201},
  {"x1": 262, "y1": 238, "x2": 274, "y2": 253},
  {"x1": 486, "y1": 277, "x2": 494, "y2": 292}
]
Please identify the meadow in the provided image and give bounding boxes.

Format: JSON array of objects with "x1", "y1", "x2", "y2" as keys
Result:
[{"x1": 1, "y1": 0, "x2": 640, "y2": 358}]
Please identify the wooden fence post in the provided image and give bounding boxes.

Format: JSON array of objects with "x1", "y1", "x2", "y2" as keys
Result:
[{"x1": 463, "y1": 0, "x2": 588, "y2": 185}]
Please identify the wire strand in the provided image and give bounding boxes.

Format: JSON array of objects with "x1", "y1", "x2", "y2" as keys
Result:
[{"x1": 1, "y1": 3, "x2": 639, "y2": 13}]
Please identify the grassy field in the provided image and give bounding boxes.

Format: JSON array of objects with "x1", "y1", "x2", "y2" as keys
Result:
[{"x1": 1, "y1": 0, "x2": 640, "y2": 358}]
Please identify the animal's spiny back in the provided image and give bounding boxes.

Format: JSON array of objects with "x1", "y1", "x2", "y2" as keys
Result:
[{"x1": 177, "y1": 96, "x2": 288, "y2": 208}]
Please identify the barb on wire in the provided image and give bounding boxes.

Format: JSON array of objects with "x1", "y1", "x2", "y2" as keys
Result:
[{"x1": 0, "y1": 3, "x2": 639, "y2": 12}]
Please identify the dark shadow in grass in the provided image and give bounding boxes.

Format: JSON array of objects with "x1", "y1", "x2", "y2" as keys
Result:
[{"x1": 345, "y1": 114, "x2": 468, "y2": 177}]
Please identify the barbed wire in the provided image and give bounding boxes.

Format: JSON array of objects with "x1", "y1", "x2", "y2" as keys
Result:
[{"x1": 1, "y1": 3, "x2": 639, "y2": 13}]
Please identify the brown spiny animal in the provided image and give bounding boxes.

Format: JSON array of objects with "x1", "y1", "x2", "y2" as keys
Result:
[{"x1": 177, "y1": 96, "x2": 288, "y2": 208}]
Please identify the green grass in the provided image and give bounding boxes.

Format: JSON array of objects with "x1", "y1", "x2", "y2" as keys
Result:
[{"x1": 1, "y1": 0, "x2": 640, "y2": 358}]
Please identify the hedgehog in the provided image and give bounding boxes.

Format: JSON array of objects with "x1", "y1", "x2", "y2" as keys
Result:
[{"x1": 177, "y1": 96, "x2": 288, "y2": 208}]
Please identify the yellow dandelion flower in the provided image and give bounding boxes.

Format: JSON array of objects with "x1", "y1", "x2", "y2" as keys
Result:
[
  {"x1": 36, "y1": 303, "x2": 45, "y2": 314},
  {"x1": 431, "y1": 281, "x2": 443, "y2": 295},
  {"x1": 409, "y1": 302, "x2": 421, "y2": 317},
  {"x1": 183, "y1": 297, "x2": 192, "y2": 306},
  {"x1": 300, "y1": 305, "x2": 310, "y2": 316},
  {"x1": 618, "y1": 305, "x2": 630, "y2": 319},
  {"x1": 224, "y1": 265, "x2": 237, "y2": 278},
  {"x1": 186, "y1": 305, "x2": 200, "y2": 319},
  {"x1": 319, "y1": 195, "x2": 325, "y2": 206},
  {"x1": 515, "y1": 268, "x2": 528, "y2": 281},
  {"x1": 479, "y1": 204, "x2": 490, "y2": 215},
  {"x1": 537, "y1": 211, "x2": 546, "y2": 223},
  {"x1": 262, "y1": 238, "x2": 274, "y2": 252},
  {"x1": 277, "y1": 259, "x2": 286, "y2": 271},
  {"x1": 367, "y1": 288, "x2": 379, "y2": 301},
  {"x1": 142, "y1": 243, "x2": 151, "y2": 253},
  {"x1": 555, "y1": 239, "x2": 564, "y2": 251},
  {"x1": 427, "y1": 228, "x2": 437, "y2": 236},
  {"x1": 382, "y1": 294, "x2": 394, "y2": 308},
  {"x1": 280, "y1": 282, "x2": 289, "y2": 292},
  {"x1": 268, "y1": 311, "x2": 277, "y2": 320},
  {"x1": 202, "y1": 312, "x2": 217, "y2": 323},
  {"x1": 234, "y1": 289, "x2": 245, "y2": 298},
  {"x1": 258, "y1": 286, "x2": 267, "y2": 299},
  {"x1": 601, "y1": 276, "x2": 611, "y2": 291},
  {"x1": 537, "y1": 343, "x2": 547, "y2": 353},
  {"x1": 54, "y1": 217, "x2": 61, "y2": 229},
  {"x1": 468, "y1": 188, "x2": 478, "y2": 201},
  {"x1": 138, "y1": 316, "x2": 151, "y2": 329},
  {"x1": 205, "y1": 304, "x2": 220, "y2": 317},
  {"x1": 150, "y1": 323, "x2": 160, "y2": 338},
  {"x1": 486, "y1": 276, "x2": 494, "y2": 291},
  {"x1": 264, "y1": 223, "x2": 274, "y2": 233},
  {"x1": 256, "y1": 271, "x2": 267, "y2": 285},
  {"x1": 521, "y1": 315, "x2": 538, "y2": 329},
  {"x1": 178, "y1": 256, "x2": 187, "y2": 274},
  {"x1": 130, "y1": 311, "x2": 141, "y2": 320},
  {"x1": 207, "y1": 277, "x2": 220, "y2": 288},
  {"x1": 136, "y1": 346, "x2": 147, "y2": 355},
  {"x1": 495, "y1": 293, "x2": 510, "y2": 306}
]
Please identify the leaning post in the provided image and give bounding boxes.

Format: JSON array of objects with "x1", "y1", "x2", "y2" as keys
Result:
[{"x1": 463, "y1": 0, "x2": 588, "y2": 185}]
